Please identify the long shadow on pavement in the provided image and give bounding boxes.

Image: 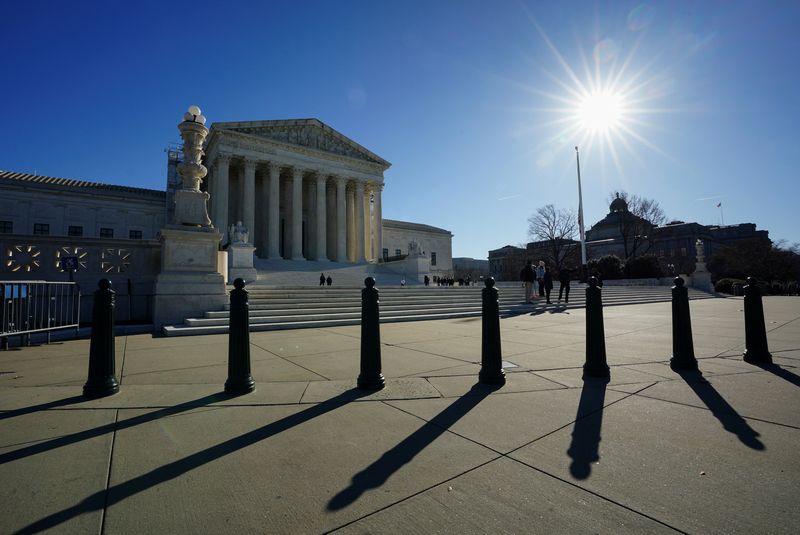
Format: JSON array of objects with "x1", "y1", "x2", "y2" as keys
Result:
[
  {"x1": 327, "y1": 382, "x2": 500, "y2": 511},
  {"x1": 753, "y1": 363, "x2": 800, "y2": 388},
  {"x1": 0, "y1": 393, "x2": 230, "y2": 465},
  {"x1": 676, "y1": 370, "x2": 765, "y2": 450},
  {"x1": 0, "y1": 395, "x2": 86, "y2": 422},
  {"x1": 15, "y1": 388, "x2": 368, "y2": 534},
  {"x1": 567, "y1": 377, "x2": 608, "y2": 480}
]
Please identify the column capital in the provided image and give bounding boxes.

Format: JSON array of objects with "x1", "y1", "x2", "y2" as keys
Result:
[
  {"x1": 216, "y1": 153, "x2": 232, "y2": 165},
  {"x1": 292, "y1": 166, "x2": 305, "y2": 178},
  {"x1": 243, "y1": 158, "x2": 257, "y2": 171},
  {"x1": 269, "y1": 161, "x2": 284, "y2": 173}
]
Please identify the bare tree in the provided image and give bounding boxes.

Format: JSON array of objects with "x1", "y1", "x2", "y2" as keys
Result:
[
  {"x1": 527, "y1": 204, "x2": 579, "y2": 271},
  {"x1": 608, "y1": 191, "x2": 667, "y2": 260}
]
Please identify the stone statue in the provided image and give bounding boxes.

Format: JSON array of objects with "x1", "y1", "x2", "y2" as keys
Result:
[
  {"x1": 229, "y1": 221, "x2": 249, "y2": 244},
  {"x1": 408, "y1": 240, "x2": 420, "y2": 255},
  {"x1": 695, "y1": 239, "x2": 705, "y2": 264}
]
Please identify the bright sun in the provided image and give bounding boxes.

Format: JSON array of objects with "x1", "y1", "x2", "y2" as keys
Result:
[{"x1": 577, "y1": 90, "x2": 624, "y2": 133}]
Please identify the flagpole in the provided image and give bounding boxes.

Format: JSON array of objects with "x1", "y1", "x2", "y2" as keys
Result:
[{"x1": 575, "y1": 146, "x2": 587, "y2": 280}]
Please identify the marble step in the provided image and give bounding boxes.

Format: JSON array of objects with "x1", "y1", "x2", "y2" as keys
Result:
[{"x1": 163, "y1": 292, "x2": 715, "y2": 336}]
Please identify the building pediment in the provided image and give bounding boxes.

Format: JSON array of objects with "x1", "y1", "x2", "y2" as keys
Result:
[{"x1": 211, "y1": 119, "x2": 390, "y2": 169}]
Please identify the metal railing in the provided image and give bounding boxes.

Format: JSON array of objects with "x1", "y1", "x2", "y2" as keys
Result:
[{"x1": 1, "y1": 281, "x2": 81, "y2": 349}]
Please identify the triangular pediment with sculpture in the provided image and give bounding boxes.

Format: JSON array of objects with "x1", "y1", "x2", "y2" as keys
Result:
[{"x1": 214, "y1": 119, "x2": 390, "y2": 168}]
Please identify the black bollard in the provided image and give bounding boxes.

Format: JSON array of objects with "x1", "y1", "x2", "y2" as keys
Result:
[
  {"x1": 225, "y1": 278, "x2": 255, "y2": 395},
  {"x1": 358, "y1": 277, "x2": 385, "y2": 390},
  {"x1": 479, "y1": 277, "x2": 505, "y2": 385},
  {"x1": 83, "y1": 279, "x2": 120, "y2": 398},
  {"x1": 743, "y1": 277, "x2": 772, "y2": 364},
  {"x1": 584, "y1": 276, "x2": 610, "y2": 379},
  {"x1": 670, "y1": 277, "x2": 698, "y2": 371}
]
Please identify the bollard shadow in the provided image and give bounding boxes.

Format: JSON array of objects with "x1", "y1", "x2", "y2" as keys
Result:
[
  {"x1": 0, "y1": 392, "x2": 231, "y2": 466},
  {"x1": 16, "y1": 388, "x2": 368, "y2": 533},
  {"x1": 676, "y1": 370, "x2": 765, "y2": 450},
  {"x1": 0, "y1": 395, "x2": 86, "y2": 422},
  {"x1": 567, "y1": 377, "x2": 608, "y2": 480},
  {"x1": 327, "y1": 383, "x2": 499, "y2": 511},
  {"x1": 752, "y1": 363, "x2": 800, "y2": 388}
]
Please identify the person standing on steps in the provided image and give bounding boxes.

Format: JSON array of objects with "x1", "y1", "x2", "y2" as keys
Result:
[
  {"x1": 536, "y1": 261, "x2": 546, "y2": 297},
  {"x1": 520, "y1": 259, "x2": 536, "y2": 304},
  {"x1": 326, "y1": 275, "x2": 332, "y2": 286},
  {"x1": 558, "y1": 267, "x2": 571, "y2": 303},
  {"x1": 319, "y1": 273, "x2": 326, "y2": 286},
  {"x1": 544, "y1": 266, "x2": 554, "y2": 304}
]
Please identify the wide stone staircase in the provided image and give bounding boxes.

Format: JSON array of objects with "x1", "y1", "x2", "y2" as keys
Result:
[{"x1": 162, "y1": 282, "x2": 715, "y2": 336}]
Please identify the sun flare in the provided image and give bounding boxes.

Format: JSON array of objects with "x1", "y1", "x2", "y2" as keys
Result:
[{"x1": 577, "y1": 90, "x2": 624, "y2": 133}]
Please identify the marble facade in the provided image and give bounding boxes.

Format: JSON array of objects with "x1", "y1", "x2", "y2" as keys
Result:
[{"x1": 202, "y1": 119, "x2": 389, "y2": 264}]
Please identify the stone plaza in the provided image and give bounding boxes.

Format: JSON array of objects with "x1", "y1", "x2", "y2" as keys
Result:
[{"x1": 1, "y1": 294, "x2": 798, "y2": 533}]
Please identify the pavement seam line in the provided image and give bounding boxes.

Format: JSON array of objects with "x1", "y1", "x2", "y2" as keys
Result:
[
  {"x1": 99, "y1": 408, "x2": 120, "y2": 535},
  {"x1": 505, "y1": 457, "x2": 689, "y2": 535},
  {"x1": 503, "y1": 382, "x2": 658, "y2": 457},
  {"x1": 118, "y1": 336, "x2": 128, "y2": 385},
  {"x1": 628, "y1": 391, "x2": 800, "y2": 431},
  {"x1": 323, "y1": 455, "x2": 503, "y2": 534},
  {"x1": 249, "y1": 340, "x2": 331, "y2": 381}
]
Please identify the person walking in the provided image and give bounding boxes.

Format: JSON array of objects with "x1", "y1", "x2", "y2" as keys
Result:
[
  {"x1": 558, "y1": 267, "x2": 571, "y2": 303},
  {"x1": 536, "y1": 261, "x2": 546, "y2": 297},
  {"x1": 424, "y1": 275, "x2": 430, "y2": 286},
  {"x1": 520, "y1": 260, "x2": 536, "y2": 304},
  {"x1": 319, "y1": 273, "x2": 326, "y2": 286},
  {"x1": 544, "y1": 266, "x2": 554, "y2": 304}
]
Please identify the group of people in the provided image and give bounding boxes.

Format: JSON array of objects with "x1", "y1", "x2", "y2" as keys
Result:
[
  {"x1": 318, "y1": 273, "x2": 333, "y2": 286},
  {"x1": 520, "y1": 260, "x2": 572, "y2": 305}
]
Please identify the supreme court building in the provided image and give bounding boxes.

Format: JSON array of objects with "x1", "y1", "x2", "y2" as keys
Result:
[{"x1": 195, "y1": 119, "x2": 390, "y2": 263}]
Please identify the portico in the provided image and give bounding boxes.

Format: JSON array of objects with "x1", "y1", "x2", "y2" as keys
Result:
[{"x1": 203, "y1": 119, "x2": 390, "y2": 263}]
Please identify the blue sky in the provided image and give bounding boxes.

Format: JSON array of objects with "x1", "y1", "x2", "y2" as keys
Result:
[{"x1": 1, "y1": 1, "x2": 798, "y2": 259}]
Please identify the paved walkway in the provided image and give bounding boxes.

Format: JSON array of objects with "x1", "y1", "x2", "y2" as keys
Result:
[{"x1": 1, "y1": 296, "x2": 799, "y2": 534}]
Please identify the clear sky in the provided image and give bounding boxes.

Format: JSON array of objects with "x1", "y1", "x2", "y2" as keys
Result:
[{"x1": 2, "y1": 1, "x2": 798, "y2": 259}]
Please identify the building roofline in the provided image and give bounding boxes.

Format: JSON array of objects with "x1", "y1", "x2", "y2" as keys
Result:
[{"x1": 0, "y1": 170, "x2": 165, "y2": 199}]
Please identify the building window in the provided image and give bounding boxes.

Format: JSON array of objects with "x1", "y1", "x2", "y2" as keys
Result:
[
  {"x1": 0, "y1": 221, "x2": 12, "y2": 234},
  {"x1": 100, "y1": 228, "x2": 114, "y2": 238},
  {"x1": 382, "y1": 248, "x2": 388, "y2": 261},
  {"x1": 395, "y1": 249, "x2": 401, "y2": 256},
  {"x1": 431, "y1": 252, "x2": 437, "y2": 266},
  {"x1": 33, "y1": 223, "x2": 49, "y2": 235},
  {"x1": 129, "y1": 230, "x2": 142, "y2": 240},
  {"x1": 680, "y1": 247, "x2": 687, "y2": 257},
  {"x1": 68, "y1": 225, "x2": 83, "y2": 237}
]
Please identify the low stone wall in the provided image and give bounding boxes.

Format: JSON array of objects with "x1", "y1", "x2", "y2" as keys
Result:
[{"x1": 0, "y1": 235, "x2": 161, "y2": 323}]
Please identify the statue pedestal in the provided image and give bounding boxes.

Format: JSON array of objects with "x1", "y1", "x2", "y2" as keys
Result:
[
  {"x1": 691, "y1": 263, "x2": 713, "y2": 293},
  {"x1": 153, "y1": 227, "x2": 226, "y2": 328},
  {"x1": 228, "y1": 243, "x2": 257, "y2": 283},
  {"x1": 173, "y1": 189, "x2": 212, "y2": 226}
]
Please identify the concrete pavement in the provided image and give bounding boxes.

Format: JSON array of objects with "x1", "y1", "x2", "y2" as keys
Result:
[{"x1": 1, "y1": 296, "x2": 798, "y2": 533}]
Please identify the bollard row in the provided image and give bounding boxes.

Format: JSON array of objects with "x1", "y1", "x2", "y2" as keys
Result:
[{"x1": 81, "y1": 274, "x2": 774, "y2": 397}]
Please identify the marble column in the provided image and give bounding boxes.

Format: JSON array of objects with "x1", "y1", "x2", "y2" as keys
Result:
[
  {"x1": 355, "y1": 180, "x2": 366, "y2": 262},
  {"x1": 363, "y1": 186, "x2": 372, "y2": 261},
  {"x1": 215, "y1": 154, "x2": 231, "y2": 244},
  {"x1": 268, "y1": 163, "x2": 281, "y2": 259},
  {"x1": 373, "y1": 183, "x2": 383, "y2": 262},
  {"x1": 259, "y1": 165, "x2": 269, "y2": 256},
  {"x1": 315, "y1": 173, "x2": 327, "y2": 261},
  {"x1": 291, "y1": 167, "x2": 304, "y2": 260},
  {"x1": 243, "y1": 159, "x2": 256, "y2": 245},
  {"x1": 336, "y1": 177, "x2": 347, "y2": 262},
  {"x1": 346, "y1": 183, "x2": 356, "y2": 262}
]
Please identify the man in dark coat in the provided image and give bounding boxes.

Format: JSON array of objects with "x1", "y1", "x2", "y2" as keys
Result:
[
  {"x1": 319, "y1": 273, "x2": 326, "y2": 286},
  {"x1": 544, "y1": 266, "x2": 554, "y2": 304},
  {"x1": 326, "y1": 275, "x2": 332, "y2": 286},
  {"x1": 520, "y1": 260, "x2": 536, "y2": 304},
  {"x1": 558, "y1": 267, "x2": 571, "y2": 303}
]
